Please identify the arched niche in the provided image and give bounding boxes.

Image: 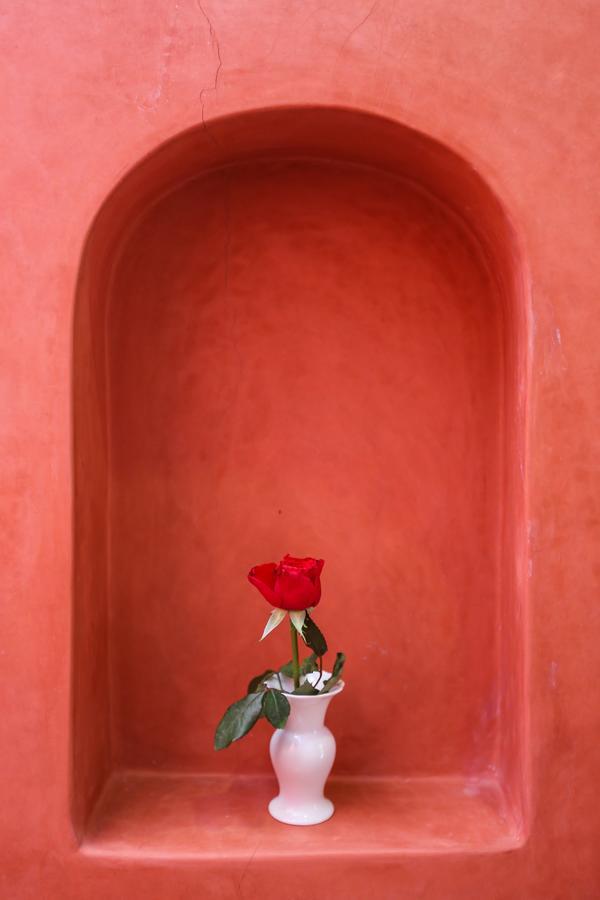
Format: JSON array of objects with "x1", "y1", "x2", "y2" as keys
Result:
[{"x1": 72, "y1": 106, "x2": 529, "y2": 853}]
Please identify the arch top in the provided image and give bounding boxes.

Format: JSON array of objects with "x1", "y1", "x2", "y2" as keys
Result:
[{"x1": 84, "y1": 104, "x2": 526, "y2": 302}]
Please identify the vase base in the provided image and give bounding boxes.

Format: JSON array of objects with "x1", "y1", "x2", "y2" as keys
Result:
[{"x1": 268, "y1": 796, "x2": 334, "y2": 826}]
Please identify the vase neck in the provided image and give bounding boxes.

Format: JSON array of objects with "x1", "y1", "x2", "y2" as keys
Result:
[{"x1": 285, "y1": 693, "x2": 336, "y2": 732}]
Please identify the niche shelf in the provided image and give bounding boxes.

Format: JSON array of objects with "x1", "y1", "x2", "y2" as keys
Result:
[
  {"x1": 73, "y1": 106, "x2": 529, "y2": 859},
  {"x1": 83, "y1": 773, "x2": 519, "y2": 859}
]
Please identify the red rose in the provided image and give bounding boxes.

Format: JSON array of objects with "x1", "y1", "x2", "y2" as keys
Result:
[{"x1": 248, "y1": 555, "x2": 324, "y2": 611}]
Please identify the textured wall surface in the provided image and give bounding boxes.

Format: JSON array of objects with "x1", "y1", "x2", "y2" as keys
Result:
[{"x1": 2, "y1": 1, "x2": 600, "y2": 897}]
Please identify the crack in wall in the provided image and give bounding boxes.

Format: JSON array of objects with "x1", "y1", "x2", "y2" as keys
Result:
[
  {"x1": 339, "y1": 0, "x2": 381, "y2": 56},
  {"x1": 196, "y1": 0, "x2": 223, "y2": 135}
]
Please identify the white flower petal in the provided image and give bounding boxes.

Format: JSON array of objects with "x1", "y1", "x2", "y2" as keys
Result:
[
  {"x1": 260, "y1": 608, "x2": 286, "y2": 641},
  {"x1": 289, "y1": 609, "x2": 307, "y2": 635}
]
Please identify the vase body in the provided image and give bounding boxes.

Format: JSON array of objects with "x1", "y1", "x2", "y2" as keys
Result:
[{"x1": 268, "y1": 675, "x2": 344, "y2": 826}]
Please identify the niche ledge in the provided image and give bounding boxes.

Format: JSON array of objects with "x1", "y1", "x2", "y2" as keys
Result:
[{"x1": 81, "y1": 772, "x2": 524, "y2": 860}]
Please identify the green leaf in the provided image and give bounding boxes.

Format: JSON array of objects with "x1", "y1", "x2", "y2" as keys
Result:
[
  {"x1": 293, "y1": 680, "x2": 319, "y2": 695},
  {"x1": 262, "y1": 689, "x2": 291, "y2": 727},
  {"x1": 214, "y1": 692, "x2": 265, "y2": 750},
  {"x1": 279, "y1": 659, "x2": 294, "y2": 676},
  {"x1": 331, "y1": 651, "x2": 346, "y2": 678},
  {"x1": 247, "y1": 669, "x2": 274, "y2": 694},
  {"x1": 321, "y1": 652, "x2": 346, "y2": 693},
  {"x1": 279, "y1": 653, "x2": 319, "y2": 677},
  {"x1": 300, "y1": 652, "x2": 319, "y2": 675},
  {"x1": 302, "y1": 614, "x2": 328, "y2": 657}
]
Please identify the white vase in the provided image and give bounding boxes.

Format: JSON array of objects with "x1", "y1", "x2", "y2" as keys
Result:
[{"x1": 268, "y1": 671, "x2": 345, "y2": 826}]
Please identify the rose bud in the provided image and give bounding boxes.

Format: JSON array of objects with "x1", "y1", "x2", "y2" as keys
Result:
[{"x1": 248, "y1": 555, "x2": 324, "y2": 611}]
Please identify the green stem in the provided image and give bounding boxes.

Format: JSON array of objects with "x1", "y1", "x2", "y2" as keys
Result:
[{"x1": 290, "y1": 618, "x2": 300, "y2": 690}]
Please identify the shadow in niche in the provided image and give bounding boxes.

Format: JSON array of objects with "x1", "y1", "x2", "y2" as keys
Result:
[{"x1": 72, "y1": 105, "x2": 530, "y2": 857}]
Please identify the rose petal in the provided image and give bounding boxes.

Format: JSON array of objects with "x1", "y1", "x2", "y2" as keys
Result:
[
  {"x1": 282, "y1": 554, "x2": 312, "y2": 567},
  {"x1": 280, "y1": 555, "x2": 324, "y2": 585},
  {"x1": 273, "y1": 570, "x2": 321, "y2": 610},
  {"x1": 248, "y1": 562, "x2": 278, "y2": 606}
]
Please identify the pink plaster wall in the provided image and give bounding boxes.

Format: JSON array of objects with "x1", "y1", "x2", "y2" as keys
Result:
[{"x1": 2, "y1": 2, "x2": 600, "y2": 897}]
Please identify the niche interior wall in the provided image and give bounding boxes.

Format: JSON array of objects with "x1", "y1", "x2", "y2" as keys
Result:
[
  {"x1": 72, "y1": 106, "x2": 529, "y2": 856},
  {"x1": 3, "y1": 2, "x2": 600, "y2": 898}
]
